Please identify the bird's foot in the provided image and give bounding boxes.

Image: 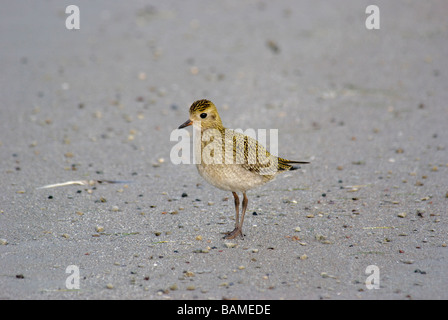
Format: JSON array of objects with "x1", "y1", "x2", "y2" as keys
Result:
[{"x1": 222, "y1": 227, "x2": 244, "y2": 240}]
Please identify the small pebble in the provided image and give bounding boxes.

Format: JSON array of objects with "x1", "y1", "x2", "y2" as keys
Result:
[
  {"x1": 169, "y1": 284, "x2": 178, "y2": 291},
  {"x1": 184, "y1": 271, "x2": 195, "y2": 277},
  {"x1": 416, "y1": 209, "x2": 426, "y2": 216},
  {"x1": 106, "y1": 283, "x2": 114, "y2": 289},
  {"x1": 0, "y1": 239, "x2": 8, "y2": 245},
  {"x1": 315, "y1": 234, "x2": 326, "y2": 241},
  {"x1": 138, "y1": 72, "x2": 147, "y2": 80},
  {"x1": 193, "y1": 247, "x2": 210, "y2": 253},
  {"x1": 190, "y1": 66, "x2": 199, "y2": 75},
  {"x1": 111, "y1": 205, "x2": 119, "y2": 212},
  {"x1": 397, "y1": 212, "x2": 407, "y2": 218},
  {"x1": 266, "y1": 40, "x2": 280, "y2": 53},
  {"x1": 414, "y1": 269, "x2": 426, "y2": 275},
  {"x1": 224, "y1": 242, "x2": 237, "y2": 248}
]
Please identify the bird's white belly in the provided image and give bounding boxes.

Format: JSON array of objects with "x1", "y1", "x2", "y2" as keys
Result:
[{"x1": 196, "y1": 163, "x2": 271, "y2": 192}]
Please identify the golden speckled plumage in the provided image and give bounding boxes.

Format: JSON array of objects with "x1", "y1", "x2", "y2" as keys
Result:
[
  {"x1": 190, "y1": 99, "x2": 213, "y2": 113},
  {"x1": 178, "y1": 99, "x2": 309, "y2": 239}
]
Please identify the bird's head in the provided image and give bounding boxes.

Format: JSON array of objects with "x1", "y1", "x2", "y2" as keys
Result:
[{"x1": 178, "y1": 99, "x2": 223, "y2": 131}]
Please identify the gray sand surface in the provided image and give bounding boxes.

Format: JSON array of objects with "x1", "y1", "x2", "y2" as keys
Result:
[{"x1": 1, "y1": 1, "x2": 447, "y2": 299}]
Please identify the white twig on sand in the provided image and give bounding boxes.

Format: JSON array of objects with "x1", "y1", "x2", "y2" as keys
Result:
[{"x1": 37, "y1": 180, "x2": 130, "y2": 189}]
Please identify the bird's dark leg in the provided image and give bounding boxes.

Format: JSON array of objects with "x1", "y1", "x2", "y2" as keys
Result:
[
  {"x1": 239, "y1": 192, "x2": 248, "y2": 234},
  {"x1": 223, "y1": 192, "x2": 245, "y2": 239},
  {"x1": 232, "y1": 191, "x2": 240, "y2": 229}
]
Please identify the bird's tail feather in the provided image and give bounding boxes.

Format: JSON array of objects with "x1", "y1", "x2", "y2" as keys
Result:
[
  {"x1": 278, "y1": 158, "x2": 310, "y2": 171},
  {"x1": 284, "y1": 160, "x2": 310, "y2": 164}
]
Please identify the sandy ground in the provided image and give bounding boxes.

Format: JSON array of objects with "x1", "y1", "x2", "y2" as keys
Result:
[{"x1": 1, "y1": 0, "x2": 447, "y2": 300}]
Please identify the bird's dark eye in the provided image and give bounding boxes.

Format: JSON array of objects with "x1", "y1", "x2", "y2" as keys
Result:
[{"x1": 200, "y1": 113, "x2": 207, "y2": 119}]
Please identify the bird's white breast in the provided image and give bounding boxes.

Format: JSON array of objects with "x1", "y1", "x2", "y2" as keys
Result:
[{"x1": 196, "y1": 163, "x2": 272, "y2": 192}]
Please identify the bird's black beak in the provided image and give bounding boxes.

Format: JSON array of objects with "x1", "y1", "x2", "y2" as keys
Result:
[{"x1": 178, "y1": 119, "x2": 193, "y2": 129}]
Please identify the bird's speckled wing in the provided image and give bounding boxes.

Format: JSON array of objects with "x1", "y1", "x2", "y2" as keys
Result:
[
  {"x1": 200, "y1": 128, "x2": 307, "y2": 176},
  {"x1": 230, "y1": 130, "x2": 282, "y2": 176}
]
